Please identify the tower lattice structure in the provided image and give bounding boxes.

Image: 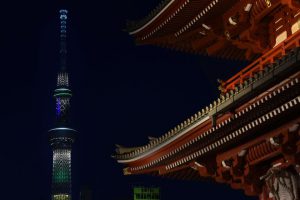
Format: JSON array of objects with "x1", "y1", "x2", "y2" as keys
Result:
[{"x1": 48, "y1": 9, "x2": 77, "y2": 200}]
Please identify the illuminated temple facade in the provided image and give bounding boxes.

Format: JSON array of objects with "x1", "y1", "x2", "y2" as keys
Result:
[
  {"x1": 113, "y1": 1, "x2": 300, "y2": 200},
  {"x1": 48, "y1": 9, "x2": 77, "y2": 200}
]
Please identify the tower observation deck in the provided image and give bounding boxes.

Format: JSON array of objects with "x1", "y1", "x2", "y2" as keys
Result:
[{"x1": 48, "y1": 9, "x2": 77, "y2": 200}]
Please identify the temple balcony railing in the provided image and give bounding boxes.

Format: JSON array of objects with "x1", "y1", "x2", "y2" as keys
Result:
[{"x1": 220, "y1": 29, "x2": 300, "y2": 94}]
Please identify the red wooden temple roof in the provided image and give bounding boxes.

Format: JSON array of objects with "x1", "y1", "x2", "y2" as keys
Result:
[
  {"x1": 127, "y1": 0, "x2": 300, "y2": 60},
  {"x1": 114, "y1": 1, "x2": 300, "y2": 196},
  {"x1": 113, "y1": 31, "x2": 300, "y2": 181}
]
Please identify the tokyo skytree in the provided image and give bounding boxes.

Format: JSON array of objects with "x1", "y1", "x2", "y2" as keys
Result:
[{"x1": 48, "y1": 9, "x2": 77, "y2": 200}]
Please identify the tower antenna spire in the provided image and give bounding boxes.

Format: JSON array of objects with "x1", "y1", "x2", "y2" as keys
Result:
[{"x1": 59, "y1": 9, "x2": 68, "y2": 71}]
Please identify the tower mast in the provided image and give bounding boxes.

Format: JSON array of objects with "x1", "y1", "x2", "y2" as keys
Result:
[{"x1": 49, "y1": 9, "x2": 77, "y2": 200}]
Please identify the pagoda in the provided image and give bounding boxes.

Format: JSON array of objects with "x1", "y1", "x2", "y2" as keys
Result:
[{"x1": 113, "y1": 1, "x2": 300, "y2": 200}]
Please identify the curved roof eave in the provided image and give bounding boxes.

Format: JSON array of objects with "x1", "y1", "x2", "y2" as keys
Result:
[
  {"x1": 129, "y1": 0, "x2": 175, "y2": 35},
  {"x1": 117, "y1": 115, "x2": 210, "y2": 163}
]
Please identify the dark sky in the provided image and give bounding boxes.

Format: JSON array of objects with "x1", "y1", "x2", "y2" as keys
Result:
[{"x1": 0, "y1": 1, "x2": 257, "y2": 200}]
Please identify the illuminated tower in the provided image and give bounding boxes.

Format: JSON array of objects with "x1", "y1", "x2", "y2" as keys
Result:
[{"x1": 48, "y1": 9, "x2": 77, "y2": 200}]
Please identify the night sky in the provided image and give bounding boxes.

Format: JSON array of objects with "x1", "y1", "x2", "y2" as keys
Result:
[{"x1": 0, "y1": 1, "x2": 257, "y2": 200}]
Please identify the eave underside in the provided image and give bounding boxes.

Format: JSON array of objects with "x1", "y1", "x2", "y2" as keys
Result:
[
  {"x1": 130, "y1": 1, "x2": 300, "y2": 60},
  {"x1": 126, "y1": 117, "x2": 300, "y2": 196},
  {"x1": 133, "y1": 0, "x2": 241, "y2": 59}
]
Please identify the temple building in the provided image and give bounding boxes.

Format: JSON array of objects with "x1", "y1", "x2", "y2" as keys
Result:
[
  {"x1": 113, "y1": 1, "x2": 300, "y2": 200},
  {"x1": 48, "y1": 9, "x2": 77, "y2": 200}
]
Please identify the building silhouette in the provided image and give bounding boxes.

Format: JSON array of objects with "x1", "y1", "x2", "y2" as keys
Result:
[{"x1": 133, "y1": 186, "x2": 160, "y2": 200}]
